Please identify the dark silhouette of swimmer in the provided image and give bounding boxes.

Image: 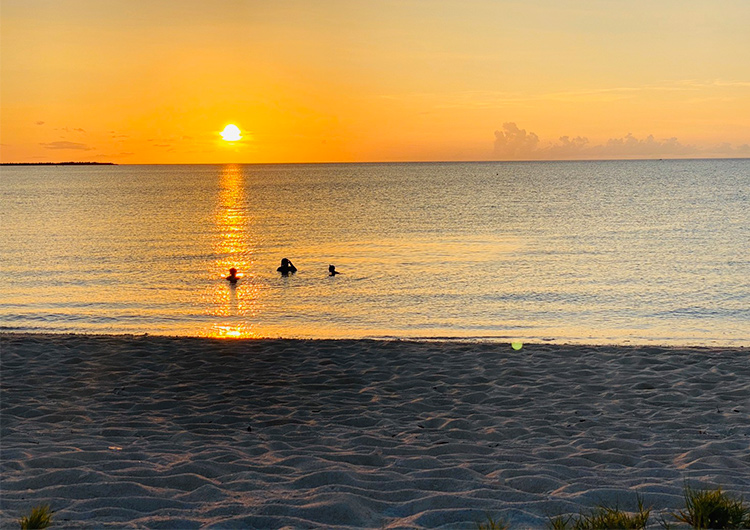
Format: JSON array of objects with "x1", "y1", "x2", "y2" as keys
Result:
[
  {"x1": 328, "y1": 265, "x2": 340, "y2": 276},
  {"x1": 226, "y1": 268, "x2": 240, "y2": 284},
  {"x1": 277, "y1": 258, "x2": 297, "y2": 275}
]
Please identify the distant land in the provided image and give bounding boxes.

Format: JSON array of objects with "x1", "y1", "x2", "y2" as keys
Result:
[{"x1": 0, "y1": 162, "x2": 116, "y2": 166}]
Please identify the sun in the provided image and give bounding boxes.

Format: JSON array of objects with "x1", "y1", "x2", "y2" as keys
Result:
[{"x1": 220, "y1": 124, "x2": 242, "y2": 142}]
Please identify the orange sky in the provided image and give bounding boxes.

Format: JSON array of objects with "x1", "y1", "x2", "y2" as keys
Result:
[{"x1": 2, "y1": 0, "x2": 749, "y2": 163}]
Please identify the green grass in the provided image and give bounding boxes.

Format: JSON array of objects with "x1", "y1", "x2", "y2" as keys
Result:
[
  {"x1": 477, "y1": 514, "x2": 510, "y2": 530},
  {"x1": 19, "y1": 504, "x2": 52, "y2": 530},
  {"x1": 484, "y1": 486, "x2": 750, "y2": 529},
  {"x1": 670, "y1": 485, "x2": 750, "y2": 529},
  {"x1": 548, "y1": 497, "x2": 650, "y2": 529},
  {"x1": 549, "y1": 514, "x2": 575, "y2": 529}
]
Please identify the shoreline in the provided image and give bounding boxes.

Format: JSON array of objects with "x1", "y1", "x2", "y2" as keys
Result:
[
  {"x1": 3, "y1": 331, "x2": 746, "y2": 350},
  {"x1": 2, "y1": 333, "x2": 749, "y2": 528}
]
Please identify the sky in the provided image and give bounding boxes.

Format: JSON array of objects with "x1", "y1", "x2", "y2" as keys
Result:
[{"x1": 1, "y1": 0, "x2": 749, "y2": 163}]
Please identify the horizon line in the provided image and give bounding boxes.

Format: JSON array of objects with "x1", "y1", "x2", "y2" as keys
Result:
[{"x1": 3, "y1": 156, "x2": 749, "y2": 166}]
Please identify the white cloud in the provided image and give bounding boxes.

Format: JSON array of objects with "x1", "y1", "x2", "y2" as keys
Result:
[
  {"x1": 492, "y1": 123, "x2": 748, "y2": 160},
  {"x1": 493, "y1": 123, "x2": 540, "y2": 158}
]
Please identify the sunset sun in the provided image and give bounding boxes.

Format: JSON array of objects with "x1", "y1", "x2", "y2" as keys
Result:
[{"x1": 220, "y1": 124, "x2": 242, "y2": 142}]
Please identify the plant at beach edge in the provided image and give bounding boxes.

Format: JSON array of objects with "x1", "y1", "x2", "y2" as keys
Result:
[
  {"x1": 547, "y1": 495, "x2": 651, "y2": 529},
  {"x1": 669, "y1": 484, "x2": 750, "y2": 529},
  {"x1": 19, "y1": 504, "x2": 52, "y2": 530}
]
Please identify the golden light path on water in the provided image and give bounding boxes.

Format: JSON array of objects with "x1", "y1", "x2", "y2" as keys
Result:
[
  {"x1": 208, "y1": 165, "x2": 260, "y2": 338},
  {"x1": 0, "y1": 160, "x2": 747, "y2": 345}
]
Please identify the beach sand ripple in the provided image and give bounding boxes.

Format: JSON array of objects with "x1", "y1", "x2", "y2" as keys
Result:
[{"x1": 1, "y1": 335, "x2": 748, "y2": 528}]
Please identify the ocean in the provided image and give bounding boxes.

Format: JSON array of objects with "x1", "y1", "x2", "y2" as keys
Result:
[{"x1": 1, "y1": 160, "x2": 748, "y2": 345}]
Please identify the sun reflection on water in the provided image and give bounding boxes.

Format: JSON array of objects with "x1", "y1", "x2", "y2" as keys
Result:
[
  {"x1": 211, "y1": 323, "x2": 259, "y2": 339},
  {"x1": 207, "y1": 164, "x2": 260, "y2": 338}
]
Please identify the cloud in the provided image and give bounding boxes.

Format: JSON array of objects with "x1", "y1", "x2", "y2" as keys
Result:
[
  {"x1": 492, "y1": 123, "x2": 747, "y2": 160},
  {"x1": 596, "y1": 134, "x2": 697, "y2": 157},
  {"x1": 493, "y1": 123, "x2": 540, "y2": 158},
  {"x1": 707, "y1": 142, "x2": 750, "y2": 156},
  {"x1": 53, "y1": 127, "x2": 86, "y2": 133},
  {"x1": 40, "y1": 141, "x2": 94, "y2": 151},
  {"x1": 93, "y1": 152, "x2": 133, "y2": 159},
  {"x1": 35, "y1": 121, "x2": 45, "y2": 125}
]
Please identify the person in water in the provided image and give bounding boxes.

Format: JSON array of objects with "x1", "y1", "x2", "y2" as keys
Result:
[
  {"x1": 328, "y1": 265, "x2": 340, "y2": 276},
  {"x1": 277, "y1": 258, "x2": 297, "y2": 275},
  {"x1": 226, "y1": 268, "x2": 240, "y2": 284}
]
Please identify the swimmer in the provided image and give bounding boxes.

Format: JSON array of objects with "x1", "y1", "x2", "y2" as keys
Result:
[
  {"x1": 226, "y1": 268, "x2": 240, "y2": 284},
  {"x1": 277, "y1": 258, "x2": 297, "y2": 276},
  {"x1": 328, "y1": 265, "x2": 340, "y2": 276}
]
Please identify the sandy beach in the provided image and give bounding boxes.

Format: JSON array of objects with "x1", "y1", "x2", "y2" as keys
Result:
[{"x1": 1, "y1": 334, "x2": 748, "y2": 528}]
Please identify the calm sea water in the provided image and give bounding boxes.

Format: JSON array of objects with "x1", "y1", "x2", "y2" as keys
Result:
[{"x1": 1, "y1": 160, "x2": 748, "y2": 345}]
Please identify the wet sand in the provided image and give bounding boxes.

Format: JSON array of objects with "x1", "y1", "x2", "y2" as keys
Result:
[{"x1": 1, "y1": 334, "x2": 748, "y2": 528}]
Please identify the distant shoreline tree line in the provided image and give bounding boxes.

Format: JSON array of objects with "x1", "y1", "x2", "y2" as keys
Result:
[{"x1": 0, "y1": 162, "x2": 116, "y2": 166}]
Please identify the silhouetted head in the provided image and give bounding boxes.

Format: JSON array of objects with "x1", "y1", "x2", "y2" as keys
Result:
[
  {"x1": 229, "y1": 268, "x2": 237, "y2": 276},
  {"x1": 277, "y1": 257, "x2": 296, "y2": 275},
  {"x1": 328, "y1": 265, "x2": 336, "y2": 273}
]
